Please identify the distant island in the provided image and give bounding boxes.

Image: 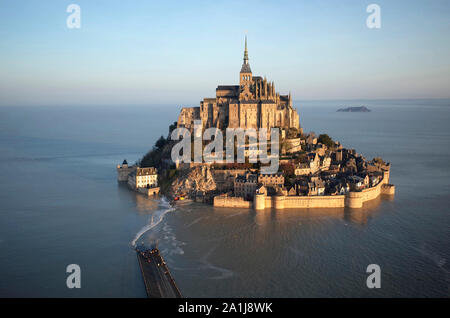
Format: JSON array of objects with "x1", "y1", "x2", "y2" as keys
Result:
[{"x1": 337, "y1": 106, "x2": 371, "y2": 112}]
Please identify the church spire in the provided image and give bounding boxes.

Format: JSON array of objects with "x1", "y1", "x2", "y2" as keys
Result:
[
  {"x1": 243, "y1": 35, "x2": 249, "y2": 65},
  {"x1": 240, "y1": 35, "x2": 252, "y2": 74}
]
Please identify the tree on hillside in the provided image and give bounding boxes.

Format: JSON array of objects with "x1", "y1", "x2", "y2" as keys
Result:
[
  {"x1": 318, "y1": 134, "x2": 334, "y2": 148},
  {"x1": 169, "y1": 122, "x2": 177, "y2": 136},
  {"x1": 155, "y1": 136, "x2": 167, "y2": 149},
  {"x1": 280, "y1": 163, "x2": 295, "y2": 177}
]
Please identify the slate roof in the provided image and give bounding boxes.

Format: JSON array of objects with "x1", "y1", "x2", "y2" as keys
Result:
[
  {"x1": 216, "y1": 85, "x2": 239, "y2": 90},
  {"x1": 136, "y1": 167, "x2": 157, "y2": 176},
  {"x1": 240, "y1": 63, "x2": 252, "y2": 73}
]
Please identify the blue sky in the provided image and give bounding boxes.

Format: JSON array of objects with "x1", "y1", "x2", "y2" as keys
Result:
[{"x1": 0, "y1": 0, "x2": 449, "y2": 106}]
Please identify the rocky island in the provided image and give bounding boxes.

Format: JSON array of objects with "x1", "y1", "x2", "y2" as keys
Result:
[
  {"x1": 117, "y1": 38, "x2": 394, "y2": 210},
  {"x1": 337, "y1": 106, "x2": 371, "y2": 112}
]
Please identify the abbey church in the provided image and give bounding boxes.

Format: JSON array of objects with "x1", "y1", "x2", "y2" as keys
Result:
[{"x1": 177, "y1": 37, "x2": 301, "y2": 135}]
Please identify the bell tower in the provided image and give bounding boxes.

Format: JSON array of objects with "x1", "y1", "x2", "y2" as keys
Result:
[{"x1": 239, "y1": 36, "x2": 252, "y2": 86}]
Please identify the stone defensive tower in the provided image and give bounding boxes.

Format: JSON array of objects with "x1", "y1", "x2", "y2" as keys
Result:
[{"x1": 117, "y1": 159, "x2": 136, "y2": 182}]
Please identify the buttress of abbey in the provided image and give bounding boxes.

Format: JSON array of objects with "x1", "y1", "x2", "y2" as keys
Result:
[{"x1": 177, "y1": 37, "x2": 300, "y2": 134}]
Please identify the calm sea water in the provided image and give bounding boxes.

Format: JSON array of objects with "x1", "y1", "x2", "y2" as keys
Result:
[{"x1": 0, "y1": 100, "x2": 449, "y2": 297}]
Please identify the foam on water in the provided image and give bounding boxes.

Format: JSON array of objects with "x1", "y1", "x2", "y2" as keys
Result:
[{"x1": 131, "y1": 197, "x2": 175, "y2": 247}]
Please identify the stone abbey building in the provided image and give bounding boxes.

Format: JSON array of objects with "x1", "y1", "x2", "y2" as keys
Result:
[{"x1": 177, "y1": 37, "x2": 300, "y2": 134}]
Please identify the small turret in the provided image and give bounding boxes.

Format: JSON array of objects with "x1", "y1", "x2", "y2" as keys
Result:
[{"x1": 117, "y1": 159, "x2": 136, "y2": 182}]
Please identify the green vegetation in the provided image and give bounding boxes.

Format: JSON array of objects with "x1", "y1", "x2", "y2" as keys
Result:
[
  {"x1": 168, "y1": 121, "x2": 177, "y2": 134},
  {"x1": 140, "y1": 147, "x2": 162, "y2": 168},
  {"x1": 293, "y1": 151, "x2": 307, "y2": 164},
  {"x1": 159, "y1": 168, "x2": 178, "y2": 194},
  {"x1": 318, "y1": 134, "x2": 334, "y2": 148},
  {"x1": 140, "y1": 135, "x2": 168, "y2": 168},
  {"x1": 280, "y1": 163, "x2": 295, "y2": 177},
  {"x1": 155, "y1": 136, "x2": 167, "y2": 149},
  {"x1": 280, "y1": 163, "x2": 296, "y2": 188}
]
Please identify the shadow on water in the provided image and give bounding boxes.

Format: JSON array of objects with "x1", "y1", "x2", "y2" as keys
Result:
[
  {"x1": 212, "y1": 194, "x2": 390, "y2": 227},
  {"x1": 343, "y1": 196, "x2": 384, "y2": 226},
  {"x1": 117, "y1": 182, "x2": 160, "y2": 215}
]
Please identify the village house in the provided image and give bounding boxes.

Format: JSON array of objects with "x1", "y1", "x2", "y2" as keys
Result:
[
  {"x1": 128, "y1": 167, "x2": 158, "y2": 189},
  {"x1": 234, "y1": 172, "x2": 258, "y2": 199},
  {"x1": 334, "y1": 150, "x2": 343, "y2": 162},
  {"x1": 309, "y1": 177, "x2": 326, "y2": 196},
  {"x1": 320, "y1": 155, "x2": 332, "y2": 171},
  {"x1": 294, "y1": 153, "x2": 331, "y2": 176},
  {"x1": 347, "y1": 175, "x2": 365, "y2": 191},
  {"x1": 257, "y1": 172, "x2": 284, "y2": 187},
  {"x1": 294, "y1": 153, "x2": 320, "y2": 176},
  {"x1": 287, "y1": 185, "x2": 297, "y2": 196},
  {"x1": 369, "y1": 171, "x2": 383, "y2": 186},
  {"x1": 357, "y1": 173, "x2": 370, "y2": 188},
  {"x1": 333, "y1": 182, "x2": 350, "y2": 195},
  {"x1": 255, "y1": 184, "x2": 266, "y2": 195},
  {"x1": 305, "y1": 134, "x2": 317, "y2": 146},
  {"x1": 315, "y1": 143, "x2": 327, "y2": 156}
]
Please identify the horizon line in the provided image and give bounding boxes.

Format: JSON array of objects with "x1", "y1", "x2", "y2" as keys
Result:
[{"x1": 1, "y1": 97, "x2": 450, "y2": 108}]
